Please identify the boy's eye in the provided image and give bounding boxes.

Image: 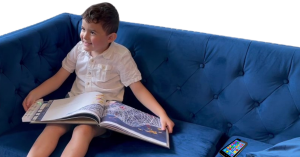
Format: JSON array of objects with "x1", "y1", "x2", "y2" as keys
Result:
[
  {"x1": 91, "y1": 31, "x2": 95, "y2": 35},
  {"x1": 81, "y1": 28, "x2": 85, "y2": 31}
]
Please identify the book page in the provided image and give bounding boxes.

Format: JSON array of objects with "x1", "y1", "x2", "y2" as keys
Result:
[
  {"x1": 100, "y1": 101, "x2": 169, "y2": 148},
  {"x1": 40, "y1": 92, "x2": 106, "y2": 122},
  {"x1": 31, "y1": 117, "x2": 99, "y2": 125}
]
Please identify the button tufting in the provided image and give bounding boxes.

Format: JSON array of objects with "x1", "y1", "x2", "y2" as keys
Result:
[
  {"x1": 131, "y1": 51, "x2": 136, "y2": 57},
  {"x1": 0, "y1": 69, "x2": 2, "y2": 73},
  {"x1": 283, "y1": 79, "x2": 289, "y2": 84},
  {"x1": 190, "y1": 113, "x2": 195, "y2": 118},
  {"x1": 35, "y1": 79, "x2": 39, "y2": 84},
  {"x1": 165, "y1": 58, "x2": 168, "y2": 62},
  {"x1": 227, "y1": 123, "x2": 232, "y2": 128},
  {"x1": 38, "y1": 51, "x2": 42, "y2": 55},
  {"x1": 15, "y1": 89, "x2": 19, "y2": 94},
  {"x1": 213, "y1": 95, "x2": 218, "y2": 99},
  {"x1": 254, "y1": 102, "x2": 260, "y2": 107},
  {"x1": 269, "y1": 134, "x2": 274, "y2": 138},
  {"x1": 177, "y1": 86, "x2": 181, "y2": 90},
  {"x1": 20, "y1": 61, "x2": 24, "y2": 65},
  {"x1": 199, "y1": 64, "x2": 205, "y2": 68},
  {"x1": 239, "y1": 71, "x2": 244, "y2": 76}
]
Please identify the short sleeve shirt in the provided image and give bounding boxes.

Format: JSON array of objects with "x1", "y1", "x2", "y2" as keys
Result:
[{"x1": 62, "y1": 41, "x2": 142, "y2": 102}]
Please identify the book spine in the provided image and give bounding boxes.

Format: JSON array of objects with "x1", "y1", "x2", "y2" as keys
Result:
[{"x1": 22, "y1": 99, "x2": 43, "y2": 122}]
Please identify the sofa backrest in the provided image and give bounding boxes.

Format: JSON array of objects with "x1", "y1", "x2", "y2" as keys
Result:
[
  {"x1": 113, "y1": 18, "x2": 300, "y2": 145},
  {"x1": 1, "y1": 13, "x2": 300, "y2": 145},
  {"x1": 0, "y1": 13, "x2": 80, "y2": 135}
]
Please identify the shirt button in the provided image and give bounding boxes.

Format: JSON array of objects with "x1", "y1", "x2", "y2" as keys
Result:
[
  {"x1": 91, "y1": 59, "x2": 94, "y2": 62},
  {"x1": 87, "y1": 82, "x2": 90, "y2": 85},
  {"x1": 88, "y1": 72, "x2": 91, "y2": 75}
]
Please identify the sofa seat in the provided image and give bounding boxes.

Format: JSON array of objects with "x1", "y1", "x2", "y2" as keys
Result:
[
  {"x1": 0, "y1": 119, "x2": 222, "y2": 157},
  {"x1": 215, "y1": 136, "x2": 273, "y2": 157}
]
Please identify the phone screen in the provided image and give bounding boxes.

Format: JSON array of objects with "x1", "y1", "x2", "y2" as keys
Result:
[{"x1": 219, "y1": 139, "x2": 247, "y2": 157}]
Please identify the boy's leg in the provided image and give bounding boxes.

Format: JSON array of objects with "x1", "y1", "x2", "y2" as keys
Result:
[
  {"x1": 61, "y1": 125, "x2": 106, "y2": 157},
  {"x1": 27, "y1": 124, "x2": 71, "y2": 157}
]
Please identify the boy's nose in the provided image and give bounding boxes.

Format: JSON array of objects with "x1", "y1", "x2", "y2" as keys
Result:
[{"x1": 82, "y1": 32, "x2": 89, "y2": 39}]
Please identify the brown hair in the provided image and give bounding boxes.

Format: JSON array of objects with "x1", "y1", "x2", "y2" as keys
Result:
[{"x1": 81, "y1": 2, "x2": 119, "y2": 35}]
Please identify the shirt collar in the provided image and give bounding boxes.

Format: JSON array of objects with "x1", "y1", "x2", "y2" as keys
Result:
[{"x1": 100, "y1": 42, "x2": 114, "y2": 60}]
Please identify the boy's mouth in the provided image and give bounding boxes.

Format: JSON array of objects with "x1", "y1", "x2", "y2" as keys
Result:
[{"x1": 83, "y1": 41, "x2": 92, "y2": 46}]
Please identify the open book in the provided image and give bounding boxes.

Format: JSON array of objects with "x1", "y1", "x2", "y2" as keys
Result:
[{"x1": 22, "y1": 92, "x2": 169, "y2": 148}]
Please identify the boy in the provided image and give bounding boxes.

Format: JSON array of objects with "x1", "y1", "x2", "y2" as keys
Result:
[{"x1": 23, "y1": 2, "x2": 174, "y2": 157}]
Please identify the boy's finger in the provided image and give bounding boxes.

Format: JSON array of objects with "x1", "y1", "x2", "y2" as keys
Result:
[
  {"x1": 161, "y1": 121, "x2": 166, "y2": 130},
  {"x1": 167, "y1": 124, "x2": 173, "y2": 133},
  {"x1": 26, "y1": 100, "x2": 31, "y2": 107},
  {"x1": 25, "y1": 100, "x2": 33, "y2": 111}
]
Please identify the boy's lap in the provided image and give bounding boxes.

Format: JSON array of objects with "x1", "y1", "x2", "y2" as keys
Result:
[
  {"x1": 45, "y1": 124, "x2": 73, "y2": 135},
  {"x1": 44, "y1": 123, "x2": 108, "y2": 138},
  {"x1": 64, "y1": 94, "x2": 109, "y2": 137},
  {"x1": 73, "y1": 124, "x2": 107, "y2": 137}
]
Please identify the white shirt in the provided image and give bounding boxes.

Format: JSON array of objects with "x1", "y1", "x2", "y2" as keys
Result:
[{"x1": 62, "y1": 41, "x2": 142, "y2": 102}]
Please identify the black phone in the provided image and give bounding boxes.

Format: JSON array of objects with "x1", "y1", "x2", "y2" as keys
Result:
[{"x1": 219, "y1": 138, "x2": 247, "y2": 157}]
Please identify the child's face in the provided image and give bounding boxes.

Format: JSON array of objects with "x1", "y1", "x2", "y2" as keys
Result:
[{"x1": 80, "y1": 19, "x2": 115, "y2": 54}]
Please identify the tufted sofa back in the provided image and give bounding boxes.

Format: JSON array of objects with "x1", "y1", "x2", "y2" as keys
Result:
[
  {"x1": 1, "y1": 13, "x2": 300, "y2": 146},
  {"x1": 115, "y1": 19, "x2": 300, "y2": 145},
  {"x1": 0, "y1": 13, "x2": 80, "y2": 135}
]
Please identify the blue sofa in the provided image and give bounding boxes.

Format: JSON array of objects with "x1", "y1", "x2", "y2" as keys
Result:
[{"x1": 1, "y1": 13, "x2": 300, "y2": 157}]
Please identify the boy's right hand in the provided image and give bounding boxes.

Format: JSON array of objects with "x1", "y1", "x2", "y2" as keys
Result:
[{"x1": 22, "y1": 92, "x2": 39, "y2": 111}]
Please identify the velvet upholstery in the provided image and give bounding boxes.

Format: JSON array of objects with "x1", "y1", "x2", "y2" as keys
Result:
[{"x1": 1, "y1": 13, "x2": 300, "y2": 156}]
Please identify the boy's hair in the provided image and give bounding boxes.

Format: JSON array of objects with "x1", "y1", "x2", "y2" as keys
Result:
[{"x1": 81, "y1": 2, "x2": 119, "y2": 35}]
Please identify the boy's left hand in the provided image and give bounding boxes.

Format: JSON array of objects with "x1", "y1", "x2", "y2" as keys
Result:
[{"x1": 160, "y1": 115, "x2": 175, "y2": 133}]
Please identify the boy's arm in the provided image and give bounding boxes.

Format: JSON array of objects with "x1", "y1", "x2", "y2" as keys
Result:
[
  {"x1": 23, "y1": 67, "x2": 71, "y2": 111},
  {"x1": 129, "y1": 81, "x2": 175, "y2": 133}
]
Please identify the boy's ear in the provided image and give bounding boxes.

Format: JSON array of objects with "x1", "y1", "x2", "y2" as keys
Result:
[{"x1": 108, "y1": 33, "x2": 117, "y2": 43}]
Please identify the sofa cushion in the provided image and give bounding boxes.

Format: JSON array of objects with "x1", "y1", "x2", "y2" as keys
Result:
[
  {"x1": 215, "y1": 136, "x2": 273, "y2": 157},
  {"x1": 246, "y1": 137, "x2": 300, "y2": 157},
  {"x1": 0, "y1": 119, "x2": 222, "y2": 157}
]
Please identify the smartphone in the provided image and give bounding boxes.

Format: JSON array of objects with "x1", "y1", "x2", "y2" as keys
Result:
[{"x1": 219, "y1": 138, "x2": 247, "y2": 157}]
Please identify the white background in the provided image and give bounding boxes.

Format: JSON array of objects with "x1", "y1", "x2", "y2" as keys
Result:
[{"x1": 0, "y1": 0, "x2": 299, "y2": 47}]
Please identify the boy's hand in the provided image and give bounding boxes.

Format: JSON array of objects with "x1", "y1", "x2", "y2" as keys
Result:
[
  {"x1": 22, "y1": 92, "x2": 38, "y2": 111},
  {"x1": 160, "y1": 115, "x2": 175, "y2": 133}
]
